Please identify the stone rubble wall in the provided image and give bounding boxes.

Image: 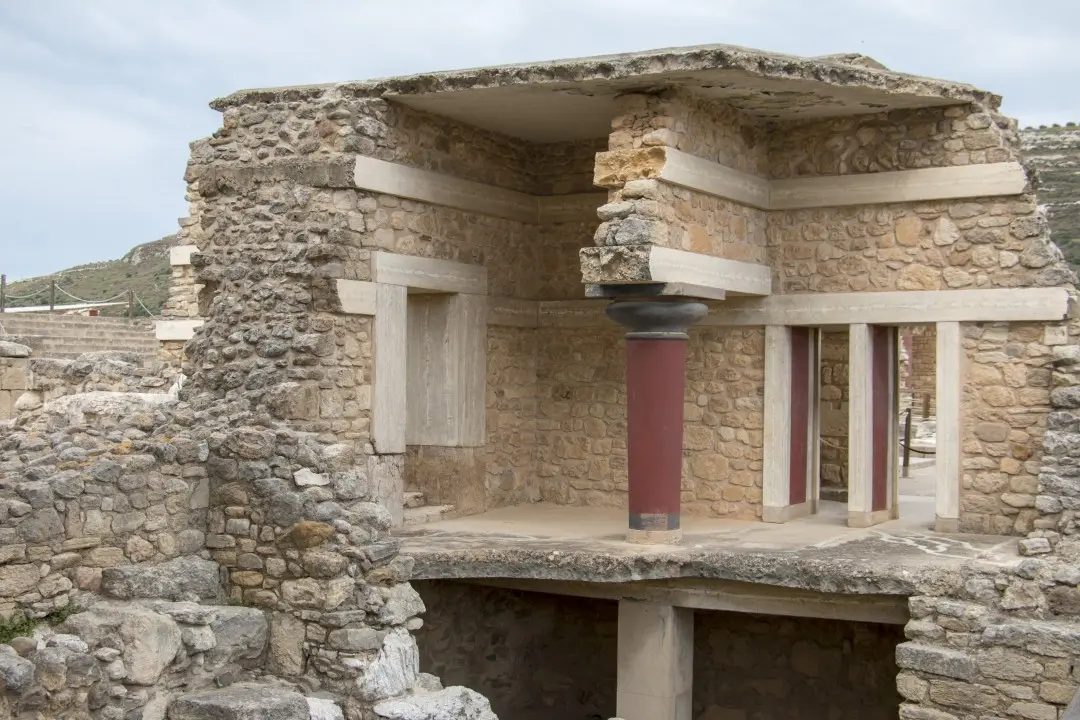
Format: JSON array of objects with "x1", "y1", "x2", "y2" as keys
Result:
[
  {"x1": 0, "y1": 357, "x2": 27, "y2": 420},
  {"x1": 414, "y1": 579, "x2": 906, "y2": 720},
  {"x1": 896, "y1": 324, "x2": 1080, "y2": 720},
  {"x1": 820, "y1": 330, "x2": 850, "y2": 495},
  {"x1": 595, "y1": 89, "x2": 770, "y2": 262},
  {"x1": 535, "y1": 324, "x2": 765, "y2": 519},
  {"x1": 906, "y1": 325, "x2": 938, "y2": 398},
  {"x1": 959, "y1": 322, "x2": 1057, "y2": 535}
]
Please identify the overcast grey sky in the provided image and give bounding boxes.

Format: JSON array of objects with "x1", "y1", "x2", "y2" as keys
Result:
[{"x1": 1, "y1": 0, "x2": 1077, "y2": 280}]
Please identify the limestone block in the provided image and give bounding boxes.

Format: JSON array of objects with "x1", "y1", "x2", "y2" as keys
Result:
[
  {"x1": 374, "y1": 687, "x2": 499, "y2": 720},
  {"x1": 101, "y1": 555, "x2": 222, "y2": 601},
  {"x1": 355, "y1": 628, "x2": 420, "y2": 702},
  {"x1": 167, "y1": 684, "x2": 309, "y2": 720}
]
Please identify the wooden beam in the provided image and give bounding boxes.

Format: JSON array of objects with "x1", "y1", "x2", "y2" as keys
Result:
[
  {"x1": 771, "y1": 163, "x2": 1028, "y2": 210},
  {"x1": 458, "y1": 578, "x2": 909, "y2": 625},
  {"x1": 371, "y1": 252, "x2": 487, "y2": 295}
]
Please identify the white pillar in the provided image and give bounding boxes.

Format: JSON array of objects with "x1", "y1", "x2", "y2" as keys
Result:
[
  {"x1": 935, "y1": 321, "x2": 962, "y2": 532},
  {"x1": 848, "y1": 323, "x2": 876, "y2": 527},
  {"x1": 763, "y1": 325, "x2": 793, "y2": 522},
  {"x1": 372, "y1": 283, "x2": 408, "y2": 455},
  {"x1": 616, "y1": 601, "x2": 693, "y2": 720}
]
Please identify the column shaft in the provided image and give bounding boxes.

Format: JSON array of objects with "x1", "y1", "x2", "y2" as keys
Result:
[
  {"x1": 616, "y1": 601, "x2": 694, "y2": 720},
  {"x1": 606, "y1": 300, "x2": 707, "y2": 544},
  {"x1": 626, "y1": 337, "x2": 688, "y2": 540}
]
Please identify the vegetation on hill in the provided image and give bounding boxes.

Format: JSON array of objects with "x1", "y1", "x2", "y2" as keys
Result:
[
  {"x1": 2, "y1": 236, "x2": 177, "y2": 317},
  {"x1": 1021, "y1": 124, "x2": 1080, "y2": 270}
]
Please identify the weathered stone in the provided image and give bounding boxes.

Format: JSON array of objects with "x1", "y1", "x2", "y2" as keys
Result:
[
  {"x1": 376, "y1": 584, "x2": 426, "y2": 626},
  {"x1": 328, "y1": 628, "x2": 384, "y2": 652},
  {"x1": 356, "y1": 628, "x2": 420, "y2": 702},
  {"x1": 373, "y1": 686, "x2": 498, "y2": 720},
  {"x1": 206, "y1": 606, "x2": 268, "y2": 668},
  {"x1": 895, "y1": 643, "x2": 976, "y2": 681},
  {"x1": 0, "y1": 563, "x2": 41, "y2": 597},
  {"x1": 280, "y1": 521, "x2": 334, "y2": 549},
  {"x1": 101, "y1": 555, "x2": 222, "y2": 601},
  {"x1": 167, "y1": 684, "x2": 309, "y2": 720},
  {"x1": 268, "y1": 612, "x2": 305, "y2": 676},
  {"x1": 0, "y1": 645, "x2": 35, "y2": 693}
]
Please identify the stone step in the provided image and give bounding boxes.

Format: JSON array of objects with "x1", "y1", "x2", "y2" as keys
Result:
[
  {"x1": 403, "y1": 504, "x2": 455, "y2": 527},
  {"x1": 404, "y1": 491, "x2": 426, "y2": 509}
]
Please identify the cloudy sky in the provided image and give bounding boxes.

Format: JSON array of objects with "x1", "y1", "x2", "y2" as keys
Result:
[{"x1": 1, "y1": 0, "x2": 1077, "y2": 280}]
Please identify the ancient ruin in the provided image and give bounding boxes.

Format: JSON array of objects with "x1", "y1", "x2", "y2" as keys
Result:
[{"x1": 3, "y1": 42, "x2": 1080, "y2": 720}]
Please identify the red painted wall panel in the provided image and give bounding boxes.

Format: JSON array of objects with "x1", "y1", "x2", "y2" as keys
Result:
[
  {"x1": 789, "y1": 327, "x2": 810, "y2": 505},
  {"x1": 871, "y1": 326, "x2": 892, "y2": 512}
]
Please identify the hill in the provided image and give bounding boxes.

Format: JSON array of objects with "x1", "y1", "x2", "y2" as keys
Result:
[
  {"x1": 2, "y1": 235, "x2": 178, "y2": 317},
  {"x1": 1021, "y1": 124, "x2": 1080, "y2": 268}
]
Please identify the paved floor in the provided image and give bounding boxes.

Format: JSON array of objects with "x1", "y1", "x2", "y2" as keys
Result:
[{"x1": 397, "y1": 482, "x2": 1020, "y2": 595}]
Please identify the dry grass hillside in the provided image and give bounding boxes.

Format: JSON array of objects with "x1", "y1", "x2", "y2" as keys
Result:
[{"x1": 3, "y1": 235, "x2": 178, "y2": 317}]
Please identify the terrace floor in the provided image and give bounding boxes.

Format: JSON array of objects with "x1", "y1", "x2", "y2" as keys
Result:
[{"x1": 396, "y1": 462, "x2": 1018, "y2": 596}]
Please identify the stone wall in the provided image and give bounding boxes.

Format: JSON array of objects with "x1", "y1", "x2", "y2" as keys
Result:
[
  {"x1": 896, "y1": 320, "x2": 1080, "y2": 720},
  {"x1": 820, "y1": 331, "x2": 850, "y2": 496},
  {"x1": 413, "y1": 581, "x2": 617, "y2": 720},
  {"x1": 959, "y1": 322, "x2": 1055, "y2": 535},
  {"x1": 0, "y1": 356, "x2": 27, "y2": 420},
  {"x1": 693, "y1": 610, "x2": 903, "y2": 720},
  {"x1": 908, "y1": 326, "x2": 937, "y2": 397},
  {"x1": 535, "y1": 324, "x2": 765, "y2": 518},
  {"x1": 414, "y1": 580, "x2": 906, "y2": 720}
]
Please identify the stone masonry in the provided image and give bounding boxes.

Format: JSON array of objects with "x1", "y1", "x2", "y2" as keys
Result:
[{"x1": 3, "y1": 41, "x2": 1080, "y2": 720}]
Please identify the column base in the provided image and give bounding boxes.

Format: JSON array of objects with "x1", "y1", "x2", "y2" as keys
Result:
[
  {"x1": 762, "y1": 500, "x2": 816, "y2": 524},
  {"x1": 847, "y1": 509, "x2": 894, "y2": 528},
  {"x1": 934, "y1": 515, "x2": 960, "y2": 533},
  {"x1": 626, "y1": 528, "x2": 683, "y2": 545}
]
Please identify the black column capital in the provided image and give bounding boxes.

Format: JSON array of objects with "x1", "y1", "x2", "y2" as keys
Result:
[{"x1": 605, "y1": 300, "x2": 708, "y2": 340}]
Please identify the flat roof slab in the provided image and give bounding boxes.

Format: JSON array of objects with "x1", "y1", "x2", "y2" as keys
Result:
[
  {"x1": 213, "y1": 43, "x2": 997, "y2": 143},
  {"x1": 396, "y1": 502, "x2": 1021, "y2": 596}
]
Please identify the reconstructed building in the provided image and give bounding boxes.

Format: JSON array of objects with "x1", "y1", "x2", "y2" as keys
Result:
[{"x1": 3, "y1": 43, "x2": 1080, "y2": 720}]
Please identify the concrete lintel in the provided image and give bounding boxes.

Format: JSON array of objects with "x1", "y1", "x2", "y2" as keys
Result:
[
  {"x1": 461, "y1": 577, "x2": 909, "y2": 625},
  {"x1": 704, "y1": 287, "x2": 1071, "y2": 326},
  {"x1": 659, "y1": 147, "x2": 771, "y2": 210},
  {"x1": 353, "y1": 155, "x2": 602, "y2": 224},
  {"x1": 580, "y1": 245, "x2": 772, "y2": 296},
  {"x1": 354, "y1": 155, "x2": 537, "y2": 223},
  {"x1": 169, "y1": 245, "x2": 198, "y2": 266},
  {"x1": 585, "y1": 282, "x2": 727, "y2": 301},
  {"x1": 537, "y1": 192, "x2": 607, "y2": 224},
  {"x1": 771, "y1": 162, "x2": 1029, "y2": 210},
  {"x1": 334, "y1": 279, "x2": 377, "y2": 315},
  {"x1": 487, "y1": 297, "x2": 539, "y2": 328},
  {"x1": 371, "y1": 251, "x2": 487, "y2": 295},
  {"x1": 155, "y1": 319, "x2": 203, "y2": 341},
  {"x1": 538, "y1": 300, "x2": 607, "y2": 327},
  {"x1": 596, "y1": 146, "x2": 1026, "y2": 209}
]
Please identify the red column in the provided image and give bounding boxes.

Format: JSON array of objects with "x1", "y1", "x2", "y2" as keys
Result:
[{"x1": 607, "y1": 300, "x2": 707, "y2": 544}]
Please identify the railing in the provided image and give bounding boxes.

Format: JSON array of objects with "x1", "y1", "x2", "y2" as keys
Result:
[{"x1": 0, "y1": 274, "x2": 158, "y2": 320}]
